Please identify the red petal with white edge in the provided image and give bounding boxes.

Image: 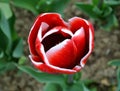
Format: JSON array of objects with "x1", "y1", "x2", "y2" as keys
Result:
[
  {"x1": 46, "y1": 39, "x2": 77, "y2": 69},
  {"x1": 39, "y1": 13, "x2": 67, "y2": 30},
  {"x1": 29, "y1": 55, "x2": 81, "y2": 74},
  {"x1": 35, "y1": 26, "x2": 59, "y2": 63},
  {"x1": 80, "y1": 21, "x2": 94, "y2": 67},
  {"x1": 72, "y1": 27, "x2": 86, "y2": 63},
  {"x1": 28, "y1": 13, "x2": 67, "y2": 56},
  {"x1": 35, "y1": 38, "x2": 46, "y2": 62},
  {"x1": 28, "y1": 22, "x2": 49, "y2": 56},
  {"x1": 68, "y1": 17, "x2": 89, "y2": 33}
]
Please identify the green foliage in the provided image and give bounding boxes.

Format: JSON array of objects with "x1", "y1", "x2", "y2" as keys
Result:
[
  {"x1": 16, "y1": 64, "x2": 65, "y2": 83},
  {"x1": 0, "y1": 2, "x2": 12, "y2": 19},
  {"x1": 108, "y1": 59, "x2": 120, "y2": 66},
  {"x1": 11, "y1": 0, "x2": 39, "y2": 15},
  {"x1": 76, "y1": 0, "x2": 120, "y2": 31},
  {"x1": 43, "y1": 83, "x2": 63, "y2": 91},
  {"x1": 0, "y1": 4, "x2": 24, "y2": 74},
  {"x1": 16, "y1": 64, "x2": 97, "y2": 91},
  {"x1": 0, "y1": 10, "x2": 11, "y2": 53},
  {"x1": 12, "y1": 38, "x2": 23, "y2": 58},
  {"x1": 109, "y1": 59, "x2": 120, "y2": 91},
  {"x1": 1, "y1": 0, "x2": 69, "y2": 16},
  {"x1": 0, "y1": 61, "x2": 17, "y2": 74},
  {"x1": 117, "y1": 67, "x2": 120, "y2": 91}
]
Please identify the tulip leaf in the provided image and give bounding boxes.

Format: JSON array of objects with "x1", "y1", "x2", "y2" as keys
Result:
[
  {"x1": 8, "y1": 13, "x2": 18, "y2": 41},
  {"x1": 0, "y1": 10, "x2": 12, "y2": 54},
  {"x1": 66, "y1": 82, "x2": 91, "y2": 91},
  {"x1": 0, "y1": 10, "x2": 11, "y2": 41},
  {"x1": 76, "y1": 3, "x2": 98, "y2": 19},
  {"x1": 92, "y1": 6, "x2": 103, "y2": 15},
  {"x1": 104, "y1": 0, "x2": 120, "y2": 6},
  {"x1": 117, "y1": 67, "x2": 120, "y2": 91},
  {"x1": 43, "y1": 83, "x2": 62, "y2": 91},
  {"x1": 0, "y1": 2, "x2": 12, "y2": 19},
  {"x1": 18, "y1": 56, "x2": 26, "y2": 65},
  {"x1": 48, "y1": 0, "x2": 69, "y2": 16},
  {"x1": 11, "y1": 0, "x2": 39, "y2": 15},
  {"x1": 102, "y1": 7, "x2": 112, "y2": 17},
  {"x1": 108, "y1": 59, "x2": 120, "y2": 66},
  {"x1": 0, "y1": 29, "x2": 9, "y2": 51},
  {"x1": 36, "y1": 0, "x2": 69, "y2": 16},
  {"x1": 0, "y1": 60, "x2": 7, "y2": 68},
  {"x1": 0, "y1": 0, "x2": 9, "y2": 3},
  {"x1": 16, "y1": 65, "x2": 65, "y2": 83},
  {"x1": 0, "y1": 61, "x2": 15, "y2": 74},
  {"x1": 0, "y1": 49, "x2": 4, "y2": 58},
  {"x1": 12, "y1": 38, "x2": 23, "y2": 58},
  {"x1": 92, "y1": 0, "x2": 99, "y2": 5},
  {"x1": 100, "y1": 14, "x2": 118, "y2": 31}
]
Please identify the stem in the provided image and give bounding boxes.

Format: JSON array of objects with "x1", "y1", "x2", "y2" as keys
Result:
[{"x1": 67, "y1": 74, "x2": 74, "y2": 85}]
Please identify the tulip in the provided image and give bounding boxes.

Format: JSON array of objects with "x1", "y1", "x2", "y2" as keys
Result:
[{"x1": 28, "y1": 13, "x2": 94, "y2": 74}]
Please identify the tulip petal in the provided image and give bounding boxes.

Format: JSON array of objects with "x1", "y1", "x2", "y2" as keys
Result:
[
  {"x1": 35, "y1": 26, "x2": 73, "y2": 64},
  {"x1": 80, "y1": 22, "x2": 94, "y2": 67},
  {"x1": 28, "y1": 13, "x2": 67, "y2": 56},
  {"x1": 46, "y1": 39, "x2": 78, "y2": 69},
  {"x1": 69, "y1": 17, "x2": 94, "y2": 67},
  {"x1": 42, "y1": 26, "x2": 73, "y2": 40},
  {"x1": 35, "y1": 13, "x2": 68, "y2": 36},
  {"x1": 73, "y1": 65, "x2": 82, "y2": 72},
  {"x1": 72, "y1": 27, "x2": 86, "y2": 63},
  {"x1": 68, "y1": 17, "x2": 89, "y2": 33},
  {"x1": 29, "y1": 55, "x2": 81, "y2": 74},
  {"x1": 28, "y1": 22, "x2": 49, "y2": 56},
  {"x1": 42, "y1": 26, "x2": 73, "y2": 52}
]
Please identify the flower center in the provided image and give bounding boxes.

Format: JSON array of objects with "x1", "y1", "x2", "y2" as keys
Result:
[{"x1": 42, "y1": 26, "x2": 72, "y2": 52}]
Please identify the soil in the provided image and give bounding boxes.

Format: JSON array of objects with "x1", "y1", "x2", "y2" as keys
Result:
[{"x1": 0, "y1": 0, "x2": 120, "y2": 91}]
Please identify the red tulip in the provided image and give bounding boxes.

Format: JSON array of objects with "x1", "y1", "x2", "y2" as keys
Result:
[{"x1": 28, "y1": 13, "x2": 94, "y2": 74}]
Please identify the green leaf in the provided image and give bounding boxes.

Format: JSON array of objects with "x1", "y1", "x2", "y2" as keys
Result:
[
  {"x1": 92, "y1": 0, "x2": 99, "y2": 5},
  {"x1": 0, "y1": 10, "x2": 12, "y2": 53},
  {"x1": 0, "y1": 10, "x2": 11, "y2": 40},
  {"x1": 0, "y1": 2, "x2": 12, "y2": 19},
  {"x1": 93, "y1": 6, "x2": 103, "y2": 15},
  {"x1": 104, "y1": 0, "x2": 120, "y2": 6},
  {"x1": 100, "y1": 14, "x2": 118, "y2": 31},
  {"x1": 83, "y1": 84, "x2": 90, "y2": 91},
  {"x1": 76, "y1": 3, "x2": 98, "y2": 19},
  {"x1": 0, "y1": 0, "x2": 10, "y2": 3},
  {"x1": 90, "y1": 87, "x2": 97, "y2": 91},
  {"x1": 102, "y1": 7, "x2": 112, "y2": 17},
  {"x1": 11, "y1": 0, "x2": 39, "y2": 15},
  {"x1": 0, "y1": 49, "x2": 4, "y2": 58},
  {"x1": 49, "y1": 0, "x2": 69, "y2": 16},
  {"x1": 8, "y1": 13, "x2": 18, "y2": 41},
  {"x1": 0, "y1": 29, "x2": 9, "y2": 51},
  {"x1": 0, "y1": 62, "x2": 16, "y2": 74},
  {"x1": 81, "y1": 79, "x2": 94, "y2": 86},
  {"x1": 117, "y1": 67, "x2": 120, "y2": 91},
  {"x1": 43, "y1": 83, "x2": 62, "y2": 91},
  {"x1": 0, "y1": 60, "x2": 7, "y2": 68},
  {"x1": 16, "y1": 65, "x2": 65, "y2": 83},
  {"x1": 66, "y1": 82, "x2": 89, "y2": 91},
  {"x1": 18, "y1": 56, "x2": 26, "y2": 65},
  {"x1": 12, "y1": 38, "x2": 23, "y2": 58},
  {"x1": 74, "y1": 72, "x2": 82, "y2": 81},
  {"x1": 37, "y1": 0, "x2": 69, "y2": 16},
  {"x1": 112, "y1": 14, "x2": 119, "y2": 27},
  {"x1": 108, "y1": 59, "x2": 120, "y2": 66}
]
